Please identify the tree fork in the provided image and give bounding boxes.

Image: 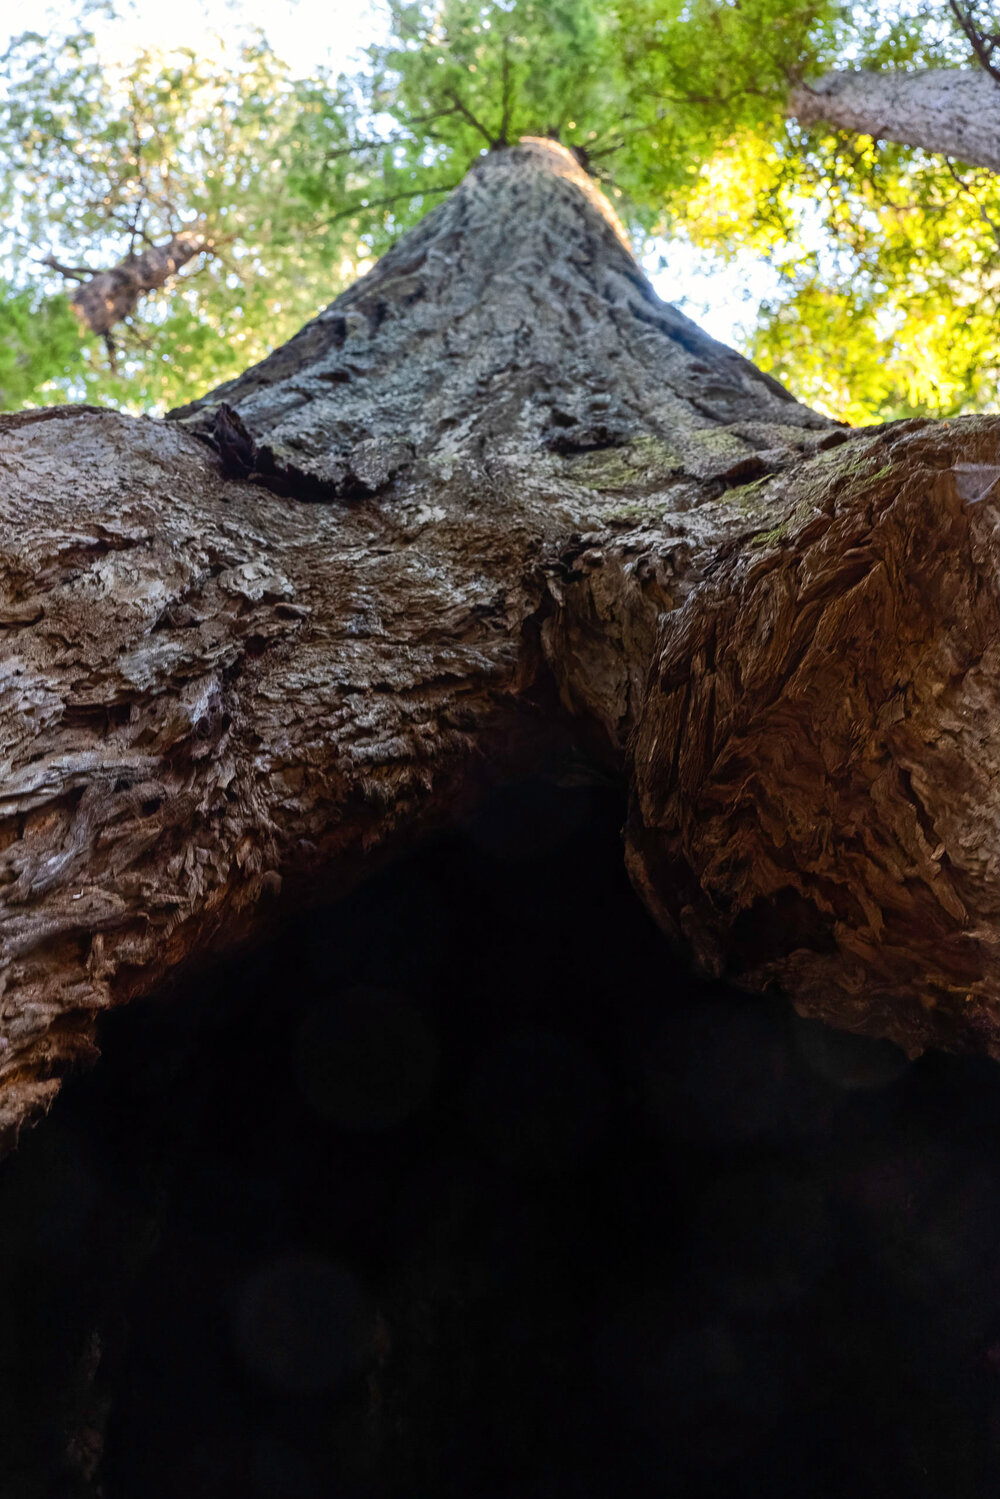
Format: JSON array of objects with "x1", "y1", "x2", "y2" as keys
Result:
[
  {"x1": 44, "y1": 229, "x2": 209, "y2": 340},
  {"x1": 1, "y1": 140, "x2": 997, "y2": 1147}
]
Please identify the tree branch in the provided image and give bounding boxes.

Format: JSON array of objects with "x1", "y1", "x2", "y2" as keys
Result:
[
  {"x1": 315, "y1": 182, "x2": 458, "y2": 230},
  {"x1": 58, "y1": 230, "x2": 210, "y2": 337},
  {"x1": 38, "y1": 254, "x2": 94, "y2": 283},
  {"x1": 948, "y1": 0, "x2": 1000, "y2": 82},
  {"x1": 444, "y1": 88, "x2": 498, "y2": 148}
]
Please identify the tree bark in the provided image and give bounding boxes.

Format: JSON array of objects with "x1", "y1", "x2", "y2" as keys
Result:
[
  {"x1": 2, "y1": 139, "x2": 997, "y2": 1146},
  {"x1": 788, "y1": 68, "x2": 1000, "y2": 172}
]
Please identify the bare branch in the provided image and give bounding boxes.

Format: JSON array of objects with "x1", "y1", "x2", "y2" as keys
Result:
[
  {"x1": 444, "y1": 89, "x2": 498, "y2": 148},
  {"x1": 948, "y1": 0, "x2": 1000, "y2": 82},
  {"x1": 38, "y1": 254, "x2": 94, "y2": 282},
  {"x1": 315, "y1": 182, "x2": 459, "y2": 231}
]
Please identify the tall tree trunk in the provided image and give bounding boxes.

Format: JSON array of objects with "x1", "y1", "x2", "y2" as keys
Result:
[
  {"x1": 2, "y1": 139, "x2": 997, "y2": 1147},
  {"x1": 788, "y1": 68, "x2": 1000, "y2": 172}
]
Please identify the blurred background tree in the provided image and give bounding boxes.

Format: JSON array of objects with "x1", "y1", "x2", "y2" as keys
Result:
[
  {"x1": 0, "y1": 14, "x2": 378, "y2": 408},
  {"x1": 1, "y1": 0, "x2": 996, "y2": 421}
]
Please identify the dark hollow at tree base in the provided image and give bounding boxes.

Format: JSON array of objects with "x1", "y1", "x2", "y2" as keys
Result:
[{"x1": 1, "y1": 782, "x2": 998, "y2": 1499}]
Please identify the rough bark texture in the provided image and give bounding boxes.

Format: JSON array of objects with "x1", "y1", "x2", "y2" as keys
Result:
[
  {"x1": 2, "y1": 139, "x2": 998, "y2": 1147},
  {"x1": 45, "y1": 231, "x2": 208, "y2": 337},
  {"x1": 788, "y1": 68, "x2": 1000, "y2": 172}
]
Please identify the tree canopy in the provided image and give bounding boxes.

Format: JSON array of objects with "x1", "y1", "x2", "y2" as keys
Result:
[{"x1": 1, "y1": 0, "x2": 997, "y2": 421}]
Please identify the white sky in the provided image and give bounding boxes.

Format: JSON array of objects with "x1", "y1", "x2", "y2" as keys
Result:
[
  {"x1": 2, "y1": 0, "x2": 778, "y2": 348},
  {"x1": 4, "y1": 0, "x2": 388, "y2": 76}
]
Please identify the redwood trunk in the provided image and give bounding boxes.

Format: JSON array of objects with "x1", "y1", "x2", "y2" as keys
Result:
[
  {"x1": 788, "y1": 68, "x2": 1000, "y2": 172},
  {"x1": 2, "y1": 140, "x2": 997, "y2": 1146}
]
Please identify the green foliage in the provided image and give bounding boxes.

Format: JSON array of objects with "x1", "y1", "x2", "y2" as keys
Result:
[
  {"x1": 0, "y1": 284, "x2": 85, "y2": 408},
  {"x1": 729, "y1": 142, "x2": 1000, "y2": 422},
  {"x1": 359, "y1": 0, "x2": 842, "y2": 222},
  {"x1": 630, "y1": 1, "x2": 1000, "y2": 421},
  {"x1": 0, "y1": 21, "x2": 370, "y2": 410},
  {"x1": 1, "y1": 0, "x2": 997, "y2": 423}
]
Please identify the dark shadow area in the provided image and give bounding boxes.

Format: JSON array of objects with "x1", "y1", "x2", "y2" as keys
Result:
[{"x1": 1, "y1": 782, "x2": 999, "y2": 1498}]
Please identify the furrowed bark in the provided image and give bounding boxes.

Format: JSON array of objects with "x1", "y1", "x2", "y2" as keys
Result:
[
  {"x1": 2, "y1": 139, "x2": 997, "y2": 1147},
  {"x1": 788, "y1": 68, "x2": 1000, "y2": 172}
]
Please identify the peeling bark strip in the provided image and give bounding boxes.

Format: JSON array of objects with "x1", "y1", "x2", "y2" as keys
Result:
[
  {"x1": 788, "y1": 68, "x2": 1000, "y2": 173},
  {"x1": 45, "y1": 231, "x2": 207, "y2": 336},
  {"x1": 1, "y1": 140, "x2": 998, "y2": 1146}
]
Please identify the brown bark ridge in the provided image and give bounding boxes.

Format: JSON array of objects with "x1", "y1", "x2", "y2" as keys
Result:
[
  {"x1": 788, "y1": 68, "x2": 1000, "y2": 173},
  {"x1": 44, "y1": 231, "x2": 208, "y2": 338},
  {"x1": 1, "y1": 139, "x2": 997, "y2": 1147}
]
